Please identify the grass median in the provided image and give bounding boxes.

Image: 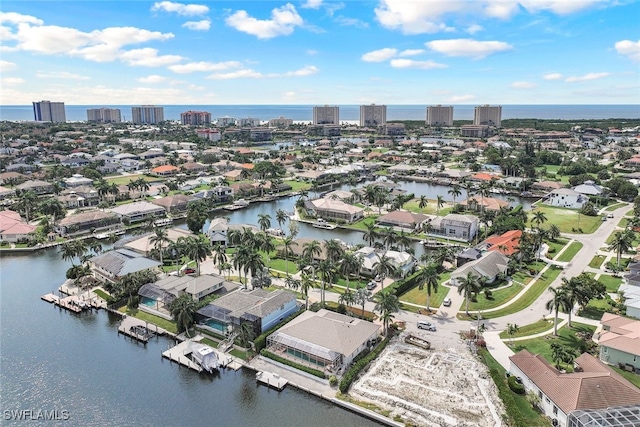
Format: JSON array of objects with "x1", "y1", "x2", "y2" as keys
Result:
[{"x1": 556, "y1": 241, "x2": 583, "y2": 263}]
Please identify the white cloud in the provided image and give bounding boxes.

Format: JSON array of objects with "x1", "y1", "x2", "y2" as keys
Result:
[
  {"x1": 307, "y1": 49, "x2": 318, "y2": 55},
  {"x1": 0, "y1": 12, "x2": 43, "y2": 25},
  {"x1": 151, "y1": 1, "x2": 209, "y2": 16},
  {"x1": 466, "y1": 24, "x2": 483, "y2": 34},
  {"x1": 182, "y1": 20, "x2": 210, "y2": 31},
  {"x1": 1, "y1": 77, "x2": 24, "y2": 85},
  {"x1": 449, "y1": 94, "x2": 475, "y2": 102},
  {"x1": 35, "y1": 71, "x2": 90, "y2": 80},
  {"x1": 301, "y1": 0, "x2": 323, "y2": 9},
  {"x1": 0, "y1": 60, "x2": 17, "y2": 71},
  {"x1": 226, "y1": 4, "x2": 303, "y2": 39},
  {"x1": 565, "y1": 72, "x2": 611, "y2": 82},
  {"x1": 206, "y1": 65, "x2": 319, "y2": 80},
  {"x1": 389, "y1": 59, "x2": 447, "y2": 69},
  {"x1": 426, "y1": 39, "x2": 512, "y2": 59},
  {"x1": 283, "y1": 65, "x2": 319, "y2": 76},
  {"x1": 137, "y1": 75, "x2": 167, "y2": 83},
  {"x1": 511, "y1": 81, "x2": 536, "y2": 89},
  {"x1": 517, "y1": 0, "x2": 601, "y2": 15},
  {"x1": 543, "y1": 72, "x2": 563, "y2": 80},
  {"x1": 168, "y1": 61, "x2": 243, "y2": 74},
  {"x1": 615, "y1": 39, "x2": 640, "y2": 62},
  {"x1": 399, "y1": 49, "x2": 425, "y2": 57},
  {"x1": 119, "y1": 48, "x2": 183, "y2": 67},
  {"x1": 483, "y1": 1, "x2": 520, "y2": 19},
  {"x1": 361, "y1": 48, "x2": 398, "y2": 62},
  {"x1": 334, "y1": 16, "x2": 369, "y2": 28},
  {"x1": 283, "y1": 91, "x2": 298, "y2": 101},
  {"x1": 374, "y1": 0, "x2": 463, "y2": 34}
]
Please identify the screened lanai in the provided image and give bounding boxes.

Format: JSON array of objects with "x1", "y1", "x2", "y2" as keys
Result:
[
  {"x1": 267, "y1": 331, "x2": 342, "y2": 369},
  {"x1": 567, "y1": 405, "x2": 640, "y2": 427},
  {"x1": 138, "y1": 283, "x2": 175, "y2": 310}
]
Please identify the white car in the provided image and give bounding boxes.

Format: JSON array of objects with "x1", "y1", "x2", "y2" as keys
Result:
[{"x1": 443, "y1": 297, "x2": 452, "y2": 307}]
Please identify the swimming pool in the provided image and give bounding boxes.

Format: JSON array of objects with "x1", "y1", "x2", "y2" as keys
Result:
[{"x1": 140, "y1": 297, "x2": 157, "y2": 308}]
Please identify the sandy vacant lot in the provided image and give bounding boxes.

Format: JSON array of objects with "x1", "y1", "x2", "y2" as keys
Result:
[{"x1": 351, "y1": 336, "x2": 504, "y2": 426}]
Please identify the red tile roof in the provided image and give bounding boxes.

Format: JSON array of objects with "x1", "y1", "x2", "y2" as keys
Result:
[{"x1": 484, "y1": 230, "x2": 522, "y2": 256}]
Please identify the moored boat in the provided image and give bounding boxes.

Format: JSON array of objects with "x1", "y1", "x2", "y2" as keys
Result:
[
  {"x1": 190, "y1": 342, "x2": 219, "y2": 373},
  {"x1": 312, "y1": 218, "x2": 337, "y2": 230}
]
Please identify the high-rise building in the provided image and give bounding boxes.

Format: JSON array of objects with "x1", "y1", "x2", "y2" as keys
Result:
[
  {"x1": 473, "y1": 105, "x2": 502, "y2": 127},
  {"x1": 131, "y1": 106, "x2": 164, "y2": 124},
  {"x1": 87, "y1": 108, "x2": 122, "y2": 123},
  {"x1": 312, "y1": 105, "x2": 339, "y2": 125},
  {"x1": 180, "y1": 110, "x2": 211, "y2": 126},
  {"x1": 359, "y1": 104, "x2": 387, "y2": 127},
  {"x1": 32, "y1": 100, "x2": 66, "y2": 122},
  {"x1": 426, "y1": 105, "x2": 454, "y2": 127}
]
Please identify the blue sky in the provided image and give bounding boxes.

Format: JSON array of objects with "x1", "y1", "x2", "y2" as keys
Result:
[{"x1": 1, "y1": 1, "x2": 638, "y2": 105}]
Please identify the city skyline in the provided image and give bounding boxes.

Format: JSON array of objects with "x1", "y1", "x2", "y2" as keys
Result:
[{"x1": 1, "y1": 1, "x2": 639, "y2": 106}]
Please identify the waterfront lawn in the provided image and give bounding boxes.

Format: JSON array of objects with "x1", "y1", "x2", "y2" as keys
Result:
[
  {"x1": 498, "y1": 319, "x2": 554, "y2": 339},
  {"x1": 512, "y1": 323, "x2": 597, "y2": 369},
  {"x1": 399, "y1": 281, "x2": 450, "y2": 309},
  {"x1": 470, "y1": 265, "x2": 562, "y2": 320},
  {"x1": 478, "y1": 349, "x2": 552, "y2": 427},
  {"x1": 347, "y1": 216, "x2": 377, "y2": 231},
  {"x1": 612, "y1": 366, "x2": 640, "y2": 389},
  {"x1": 119, "y1": 307, "x2": 178, "y2": 334},
  {"x1": 286, "y1": 180, "x2": 312, "y2": 192},
  {"x1": 528, "y1": 206, "x2": 602, "y2": 234},
  {"x1": 589, "y1": 255, "x2": 606, "y2": 269},
  {"x1": 93, "y1": 289, "x2": 113, "y2": 302},
  {"x1": 468, "y1": 282, "x2": 524, "y2": 311},
  {"x1": 556, "y1": 241, "x2": 583, "y2": 262},
  {"x1": 404, "y1": 198, "x2": 453, "y2": 216}
]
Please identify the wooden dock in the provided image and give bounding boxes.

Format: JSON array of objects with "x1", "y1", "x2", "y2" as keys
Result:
[
  {"x1": 256, "y1": 370, "x2": 288, "y2": 391},
  {"x1": 41, "y1": 293, "x2": 92, "y2": 313},
  {"x1": 162, "y1": 340, "x2": 203, "y2": 372},
  {"x1": 118, "y1": 316, "x2": 163, "y2": 343}
]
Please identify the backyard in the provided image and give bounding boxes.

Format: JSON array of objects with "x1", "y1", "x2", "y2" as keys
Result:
[{"x1": 529, "y1": 205, "x2": 602, "y2": 234}]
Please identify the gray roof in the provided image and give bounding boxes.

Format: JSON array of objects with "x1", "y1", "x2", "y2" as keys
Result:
[
  {"x1": 201, "y1": 288, "x2": 296, "y2": 321},
  {"x1": 271, "y1": 309, "x2": 380, "y2": 358},
  {"x1": 451, "y1": 250, "x2": 509, "y2": 280},
  {"x1": 109, "y1": 201, "x2": 166, "y2": 216},
  {"x1": 90, "y1": 249, "x2": 161, "y2": 277},
  {"x1": 153, "y1": 274, "x2": 225, "y2": 296}
]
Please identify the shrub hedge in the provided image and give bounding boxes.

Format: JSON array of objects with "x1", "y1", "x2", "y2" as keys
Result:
[
  {"x1": 338, "y1": 336, "x2": 390, "y2": 393},
  {"x1": 382, "y1": 271, "x2": 422, "y2": 297},
  {"x1": 260, "y1": 349, "x2": 325, "y2": 378},
  {"x1": 508, "y1": 375, "x2": 525, "y2": 394}
]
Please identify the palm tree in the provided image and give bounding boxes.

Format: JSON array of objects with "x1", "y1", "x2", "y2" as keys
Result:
[
  {"x1": 16, "y1": 190, "x2": 37, "y2": 222},
  {"x1": 374, "y1": 292, "x2": 401, "y2": 337},
  {"x1": 168, "y1": 294, "x2": 197, "y2": 336},
  {"x1": 506, "y1": 323, "x2": 520, "y2": 347},
  {"x1": 448, "y1": 184, "x2": 462, "y2": 207},
  {"x1": 275, "y1": 209, "x2": 288, "y2": 232},
  {"x1": 257, "y1": 213, "x2": 271, "y2": 233},
  {"x1": 418, "y1": 195, "x2": 428, "y2": 213},
  {"x1": 233, "y1": 247, "x2": 250, "y2": 286},
  {"x1": 608, "y1": 230, "x2": 633, "y2": 267},
  {"x1": 372, "y1": 253, "x2": 397, "y2": 289},
  {"x1": 149, "y1": 227, "x2": 170, "y2": 267},
  {"x1": 545, "y1": 286, "x2": 570, "y2": 336},
  {"x1": 436, "y1": 195, "x2": 444, "y2": 215},
  {"x1": 396, "y1": 230, "x2": 412, "y2": 251},
  {"x1": 317, "y1": 260, "x2": 336, "y2": 306},
  {"x1": 281, "y1": 236, "x2": 297, "y2": 277},
  {"x1": 300, "y1": 270, "x2": 314, "y2": 309},
  {"x1": 60, "y1": 241, "x2": 80, "y2": 266},
  {"x1": 417, "y1": 265, "x2": 440, "y2": 312},
  {"x1": 40, "y1": 198, "x2": 65, "y2": 226},
  {"x1": 302, "y1": 240, "x2": 322, "y2": 263},
  {"x1": 362, "y1": 222, "x2": 379, "y2": 247},
  {"x1": 255, "y1": 232, "x2": 275, "y2": 269},
  {"x1": 457, "y1": 272, "x2": 480, "y2": 315},
  {"x1": 355, "y1": 287, "x2": 371, "y2": 318},
  {"x1": 477, "y1": 182, "x2": 491, "y2": 213},
  {"x1": 339, "y1": 291, "x2": 355, "y2": 309},
  {"x1": 548, "y1": 224, "x2": 561, "y2": 241},
  {"x1": 383, "y1": 228, "x2": 398, "y2": 250},
  {"x1": 531, "y1": 210, "x2": 548, "y2": 230},
  {"x1": 136, "y1": 178, "x2": 150, "y2": 199},
  {"x1": 340, "y1": 252, "x2": 363, "y2": 293},
  {"x1": 324, "y1": 239, "x2": 345, "y2": 264},
  {"x1": 211, "y1": 243, "x2": 228, "y2": 275},
  {"x1": 242, "y1": 251, "x2": 266, "y2": 288},
  {"x1": 186, "y1": 235, "x2": 211, "y2": 276}
]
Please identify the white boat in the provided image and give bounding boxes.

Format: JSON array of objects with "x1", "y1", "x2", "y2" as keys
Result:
[
  {"x1": 154, "y1": 217, "x2": 173, "y2": 227},
  {"x1": 266, "y1": 228, "x2": 286, "y2": 237},
  {"x1": 94, "y1": 233, "x2": 109, "y2": 240},
  {"x1": 224, "y1": 199, "x2": 250, "y2": 211},
  {"x1": 312, "y1": 219, "x2": 337, "y2": 230},
  {"x1": 190, "y1": 343, "x2": 219, "y2": 373}
]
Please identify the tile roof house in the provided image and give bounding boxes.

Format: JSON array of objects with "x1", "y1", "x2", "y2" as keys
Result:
[
  {"x1": 151, "y1": 194, "x2": 196, "y2": 214},
  {"x1": 151, "y1": 165, "x2": 179, "y2": 177},
  {"x1": 483, "y1": 230, "x2": 522, "y2": 256},
  {"x1": 375, "y1": 210, "x2": 430, "y2": 231},
  {"x1": 305, "y1": 197, "x2": 364, "y2": 223},
  {"x1": 354, "y1": 246, "x2": 415, "y2": 278},
  {"x1": 0, "y1": 210, "x2": 37, "y2": 242},
  {"x1": 109, "y1": 201, "x2": 166, "y2": 223},
  {"x1": 594, "y1": 313, "x2": 640, "y2": 372},
  {"x1": 450, "y1": 250, "x2": 509, "y2": 285},
  {"x1": 89, "y1": 249, "x2": 161, "y2": 284},
  {"x1": 509, "y1": 350, "x2": 640, "y2": 427}
]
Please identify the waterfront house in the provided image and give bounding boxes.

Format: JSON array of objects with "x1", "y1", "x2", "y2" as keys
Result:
[
  {"x1": 0, "y1": 186, "x2": 16, "y2": 201},
  {"x1": 531, "y1": 181, "x2": 564, "y2": 193},
  {"x1": 450, "y1": 250, "x2": 509, "y2": 285},
  {"x1": 544, "y1": 188, "x2": 587, "y2": 209},
  {"x1": 483, "y1": 230, "x2": 522, "y2": 256},
  {"x1": 151, "y1": 165, "x2": 179, "y2": 177},
  {"x1": 509, "y1": 350, "x2": 640, "y2": 427},
  {"x1": 16, "y1": 179, "x2": 54, "y2": 195},
  {"x1": 109, "y1": 201, "x2": 166, "y2": 223},
  {"x1": 459, "y1": 196, "x2": 509, "y2": 212},
  {"x1": 429, "y1": 213, "x2": 478, "y2": 242},
  {"x1": 197, "y1": 288, "x2": 299, "y2": 336},
  {"x1": 62, "y1": 174, "x2": 94, "y2": 188},
  {"x1": 375, "y1": 210, "x2": 429, "y2": 232},
  {"x1": 573, "y1": 180, "x2": 604, "y2": 197},
  {"x1": 122, "y1": 227, "x2": 193, "y2": 256},
  {"x1": 304, "y1": 197, "x2": 364, "y2": 223},
  {"x1": 0, "y1": 172, "x2": 27, "y2": 185},
  {"x1": 0, "y1": 210, "x2": 37, "y2": 242},
  {"x1": 151, "y1": 194, "x2": 196, "y2": 215},
  {"x1": 266, "y1": 309, "x2": 380, "y2": 372},
  {"x1": 59, "y1": 186, "x2": 100, "y2": 208},
  {"x1": 354, "y1": 246, "x2": 415, "y2": 278},
  {"x1": 594, "y1": 313, "x2": 640, "y2": 373},
  {"x1": 89, "y1": 248, "x2": 161, "y2": 284},
  {"x1": 55, "y1": 210, "x2": 120, "y2": 235}
]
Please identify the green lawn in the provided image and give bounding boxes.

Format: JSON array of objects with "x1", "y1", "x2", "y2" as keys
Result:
[
  {"x1": 473, "y1": 265, "x2": 563, "y2": 320},
  {"x1": 469, "y1": 282, "x2": 524, "y2": 311},
  {"x1": 578, "y1": 298, "x2": 616, "y2": 320},
  {"x1": 556, "y1": 241, "x2": 583, "y2": 262},
  {"x1": 528, "y1": 205, "x2": 602, "y2": 234},
  {"x1": 498, "y1": 319, "x2": 555, "y2": 339},
  {"x1": 285, "y1": 180, "x2": 313, "y2": 192},
  {"x1": 404, "y1": 199, "x2": 453, "y2": 216},
  {"x1": 586, "y1": 273, "x2": 623, "y2": 293},
  {"x1": 512, "y1": 323, "x2": 597, "y2": 367},
  {"x1": 105, "y1": 175, "x2": 159, "y2": 186},
  {"x1": 589, "y1": 255, "x2": 606, "y2": 269},
  {"x1": 119, "y1": 307, "x2": 178, "y2": 334},
  {"x1": 399, "y1": 282, "x2": 451, "y2": 309},
  {"x1": 268, "y1": 258, "x2": 299, "y2": 276},
  {"x1": 618, "y1": 217, "x2": 629, "y2": 228},
  {"x1": 604, "y1": 202, "x2": 627, "y2": 212},
  {"x1": 346, "y1": 216, "x2": 378, "y2": 231},
  {"x1": 612, "y1": 366, "x2": 640, "y2": 389},
  {"x1": 545, "y1": 238, "x2": 568, "y2": 256},
  {"x1": 478, "y1": 349, "x2": 552, "y2": 427}
]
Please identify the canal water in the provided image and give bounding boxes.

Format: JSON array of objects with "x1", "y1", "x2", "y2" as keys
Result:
[{"x1": 0, "y1": 249, "x2": 380, "y2": 426}]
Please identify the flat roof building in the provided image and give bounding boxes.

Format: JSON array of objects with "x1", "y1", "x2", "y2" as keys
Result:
[
  {"x1": 474, "y1": 104, "x2": 502, "y2": 127},
  {"x1": 33, "y1": 100, "x2": 66, "y2": 122},
  {"x1": 426, "y1": 105, "x2": 453, "y2": 127},
  {"x1": 131, "y1": 106, "x2": 164, "y2": 124},
  {"x1": 181, "y1": 110, "x2": 211, "y2": 126},
  {"x1": 313, "y1": 105, "x2": 339, "y2": 125},
  {"x1": 360, "y1": 104, "x2": 386, "y2": 126}
]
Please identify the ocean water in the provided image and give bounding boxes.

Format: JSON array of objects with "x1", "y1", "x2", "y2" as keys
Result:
[{"x1": 1, "y1": 104, "x2": 638, "y2": 122}]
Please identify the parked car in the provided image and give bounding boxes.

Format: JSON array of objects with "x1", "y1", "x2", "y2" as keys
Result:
[
  {"x1": 183, "y1": 268, "x2": 196, "y2": 275},
  {"x1": 443, "y1": 297, "x2": 452, "y2": 307},
  {"x1": 417, "y1": 321, "x2": 436, "y2": 331},
  {"x1": 366, "y1": 281, "x2": 377, "y2": 290},
  {"x1": 607, "y1": 213, "x2": 614, "y2": 218}
]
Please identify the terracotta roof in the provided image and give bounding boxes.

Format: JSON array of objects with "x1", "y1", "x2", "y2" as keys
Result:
[
  {"x1": 484, "y1": 230, "x2": 522, "y2": 256},
  {"x1": 510, "y1": 350, "x2": 640, "y2": 415},
  {"x1": 151, "y1": 165, "x2": 179, "y2": 173}
]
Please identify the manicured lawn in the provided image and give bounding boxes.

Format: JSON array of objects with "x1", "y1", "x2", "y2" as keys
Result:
[
  {"x1": 105, "y1": 175, "x2": 158, "y2": 186},
  {"x1": 268, "y1": 258, "x2": 299, "y2": 275},
  {"x1": 618, "y1": 217, "x2": 629, "y2": 228},
  {"x1": 404, "y1": 199, "x2": 453, "y2": 216},
  {"x1": 478, "y1": 349, "x2": 552, "y2": 427},
  {"x1": 93, "y1": 289, "x2": 112, "y2": 301},
  {"x1": 399, "y1": 282, "x2": 451, "y2": 309},
  {"x1": 612, "y1": 366, "x2": 640, "y2": 389},
  {"x1": 475, "y1": 265, "x2": 563, "y2": 320},
  {"x1": 498, "y1": 319, "x2": 554, "y2": 339},
  {"x1": 545, "y1": 238, "x2": 568, "y2": 256},
  {"x1": 468, "y1": 282, "x2": 524, "y2": 311},
  {"x1": 586, "y1": 273, "x2": 623, "y2": 293},
  {"x1": 556, "y1": 241, "x2": 583, "y2": 262},
  {"x1": 346, "y1": 216, "x2": 378, "y2": 231},
  {"x1": 604, "y1": 202, "x2": 627, "y2": 212},
  {"x1": 589, "y1": 255, "x2": 606, "y2": 269},
  {"x1": 119, "y1": 307, "x2": 178, "y2": 334},
  {"x1": 285, "y1": 180, "x2": 313, "y2": 192},
  {"x1": 528, "y1": 205, "x2": 602, "y2": 234},
  {"x1": 578, "y1": 298, "x2": 616, "y2": 320},
  {"x1": 512, "y1": 323, "x2": 597, "y2": 368}
]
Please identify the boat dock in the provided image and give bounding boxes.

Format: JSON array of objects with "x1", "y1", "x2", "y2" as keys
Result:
[
  {"x1": 256, "y1": 370, "x2": 288, "y2": 391},
  {"x1": 118, "y1": 316, "x2": 164, "y2": 343},
  {"x1": 161, "y1": 337, "x2": 240, "y2": 372},
  {"x1": 41, "y1": 293, "x2": 93, "y2": 313}
]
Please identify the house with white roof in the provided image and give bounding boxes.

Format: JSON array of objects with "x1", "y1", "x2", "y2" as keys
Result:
[
  {"x1": 354, "y1": 246, "x2": 415, "y2": 278},
  {"x1": 428, "y1": 213, "x2": 478, "y2": 242},
  {"x1": 450, "y1": 250, "x2": 509, "y2": 285},
  {"x1": 305, "y1": 197, "x2": 364, "y2": 223},
  {"x1": 108, "y1": 201, "x2": 166, "y2": 223},
  {"x1": 544, "y1": 188, "x2": 587, "y2": 209}
]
